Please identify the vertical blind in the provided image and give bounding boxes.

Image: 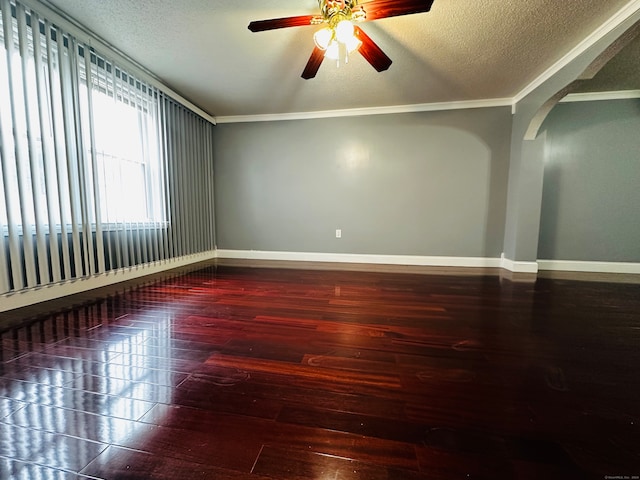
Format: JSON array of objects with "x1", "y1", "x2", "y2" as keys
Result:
[{"x1": 0, "y1": 0, "x2": 215, "y2": 295}]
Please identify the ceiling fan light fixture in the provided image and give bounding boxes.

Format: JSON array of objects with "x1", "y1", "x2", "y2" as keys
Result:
[
  {"x1": 321, "y1": 19, "x2": 360, "y2": 61},
  {"x1": 249, "y1": 0, "x2": 435, "y2": 79}
]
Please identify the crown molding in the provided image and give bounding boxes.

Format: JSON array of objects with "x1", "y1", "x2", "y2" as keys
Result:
[
  {"x1": 560, "y1": 89, "x2": 640, "y2": 102},
  {"x1": 214, "y1": 98, "x2": 513, "y2": 124},
  {"x1": 214, "y1": 84, "x2": 640, "y2": 125},
  {"x1": 513, "y1": 0, "x2": 640, "y2": 105}
]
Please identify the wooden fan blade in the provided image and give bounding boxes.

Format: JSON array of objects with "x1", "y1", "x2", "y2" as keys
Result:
[
  {"x1": 301, "y1": 46, "x2": 325, "y2": 79},
  {"x1": 359, "y1": 0, "x2": 435, "y2": 22},
  {"x1": 248, "y1": 15, "x2": 318, "y2": 32},
  {"x1": 354, "y1": 26, "x2": 392, "y2": 72}
]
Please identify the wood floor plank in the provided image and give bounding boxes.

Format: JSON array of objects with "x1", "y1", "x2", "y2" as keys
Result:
[
  {"x1": 81, "y1": 445, "x2": 273, "y2": 480},
  {"x1": 206, "y1": 352, "x2": 403, "y2": 389},
  {"x1": 276, "y1": 404, "x2": 428, "y2": 444},
  {"x1": 0, "y1": 457, "x2": 80, "y2": 480},
  {"x1": 252, "y1": 445, "x2": 430, "y2": 480},
  {"x1": 263, "y1": 421, "x2": 420, "y2": 471},
  {"x1": 0, "y1": 423, "x2": 106, "y2": 472}
]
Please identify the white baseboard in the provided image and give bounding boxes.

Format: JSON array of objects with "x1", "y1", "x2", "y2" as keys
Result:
[
  {"x1": 537, "y1": 259, "x2": 640, "y2": 274},
  {"x1": 500, "y1": 254, "x2": 540, "y2": 274},
  {"x1": 216, "y1": 249, "x2": 502, "y2": 269},
  {"x1": 0, "y1": 250, "x2": 217, "y2": 313}
]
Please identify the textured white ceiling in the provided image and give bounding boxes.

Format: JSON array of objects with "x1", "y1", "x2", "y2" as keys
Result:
[{"x1": 43, "y1": 0, "x2": 636, "y2": 118}]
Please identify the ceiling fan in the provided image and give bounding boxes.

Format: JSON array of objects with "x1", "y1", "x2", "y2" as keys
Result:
[{"x1": 248, "y1": 0, "x2": 435, "y2": 79}]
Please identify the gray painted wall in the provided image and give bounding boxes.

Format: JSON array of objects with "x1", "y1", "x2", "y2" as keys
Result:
[
  {"x1": 538, "y1": 99, "x2": 640, "y2": 262},
  {"x1": 213, "y1": 108, "x2": 512, "y2": 258}
]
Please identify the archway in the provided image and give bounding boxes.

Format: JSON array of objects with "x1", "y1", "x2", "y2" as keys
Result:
[{"x1": 501, "y1": 10, "x2": 640, "y2": 273}]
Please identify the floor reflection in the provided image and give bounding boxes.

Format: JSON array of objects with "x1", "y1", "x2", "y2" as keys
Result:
[
  {"x1": 1, "y1": 265, "x2": 638, "y2": 478},
  {"x1": 0, "y1": 301, "x2": 183, "y2": 477}
]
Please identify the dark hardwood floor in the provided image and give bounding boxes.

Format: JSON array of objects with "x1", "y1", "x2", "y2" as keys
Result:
[{"x1": 0, "y1": 263, "x2": 639, "y2": 479}]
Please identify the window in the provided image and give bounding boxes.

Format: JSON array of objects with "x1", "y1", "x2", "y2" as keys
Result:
[{"x1": 89, "y1": 64, "x2": 165, "y2": 226}]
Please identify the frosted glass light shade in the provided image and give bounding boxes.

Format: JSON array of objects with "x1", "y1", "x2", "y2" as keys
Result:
[
  {"x1": 325, "y1": 40, "x2": 340, "y2": 60},
  {"x1": 335, "y1": 20, "x2": 354, "y2": 43},
  {"x1": 345, "y1": 35, "x2": 361, "y2": 53},
  {"x1": 313, "y1": 27, "x2": 333, "y2": 50}
]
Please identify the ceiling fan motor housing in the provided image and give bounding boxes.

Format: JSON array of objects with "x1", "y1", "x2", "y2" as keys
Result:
[{"x1": 320, "y1": 0, "x2": 365, "y2": 25}]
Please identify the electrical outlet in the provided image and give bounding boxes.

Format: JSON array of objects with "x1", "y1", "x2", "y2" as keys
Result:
[{"x1": 336, "y1": 229, "x2": 342, "y2": 238}]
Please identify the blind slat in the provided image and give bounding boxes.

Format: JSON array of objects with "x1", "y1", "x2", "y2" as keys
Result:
[
  {"x1": 2, "y1": 0, "x2": 27, "y2": 290},
  {"x1": 83, "y1": 47, "x2": 105, "y2": 274},
  {"x1": 34, "y1": 15, "x2": 62, "y2": 284},
  {"x1": 57, "y1": 33, "x2": 84, "y2": 278},
  {"x1": 17, "y1": 5, "x2": 48, "y2": 285}
]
